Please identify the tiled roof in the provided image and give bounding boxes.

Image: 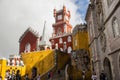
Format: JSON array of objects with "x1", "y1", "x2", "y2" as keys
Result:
[{"x1": 19, "y1": 27, "x2": 39, "y2": 42}]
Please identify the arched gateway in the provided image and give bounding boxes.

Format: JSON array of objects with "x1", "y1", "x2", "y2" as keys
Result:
[{"x1": 103, "y1": 58, "x2": 113, "y2": 80}]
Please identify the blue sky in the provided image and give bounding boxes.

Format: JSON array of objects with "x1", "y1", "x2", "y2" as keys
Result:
[{"x1": 74, "y1": 0, "x2": 89, "y2": 22}]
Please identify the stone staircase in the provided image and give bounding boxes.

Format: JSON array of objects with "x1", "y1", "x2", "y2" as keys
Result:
[
  {"x1": 51, "y1": 70, "x2": 65, "y2": 80},
  {"x1": 40, "y1": 50, "x2": 70, "y2": 80}
]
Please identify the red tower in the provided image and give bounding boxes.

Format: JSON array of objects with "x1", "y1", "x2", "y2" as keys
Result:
[
  {"x1": 19, "y1": 27, "x2": 40, "y2": 54},
  {"x1": 49, "y1": 6, "x2": 73, "y2": 54}
]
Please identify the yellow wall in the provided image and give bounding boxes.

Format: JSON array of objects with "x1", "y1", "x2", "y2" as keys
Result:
[
  {"x1": 21, "y1": 50, "x2": 55, "y2": 77},
  {"x1": 0, "y1": 50, "x2": 55, "y2": 79},
  {"x1": 72, "y1": 26, "x2": 92, "y2": 79},
  {"x1": 57, "y1": 51, "x2": 70, "y2": 70},
  {"x1": 73, "y1": 30, "x2": 89, "y2": 50},
  {"x1": 6, "y1": 66, "x2": 26, "y2": 76},
  {"x1": 0, "y1": 59, "x2": 25, "y2": 80},
  {"x1": 0, "y1": 59, "x2": 6, "y2": 80}
]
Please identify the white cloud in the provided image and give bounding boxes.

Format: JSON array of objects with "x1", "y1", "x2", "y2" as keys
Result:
[{"x1": 0, "y1": 0, "x2": 84, "y2": 58}]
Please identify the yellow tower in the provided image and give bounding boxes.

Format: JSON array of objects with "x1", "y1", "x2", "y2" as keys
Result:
[
  {"x1": 72, "y1": 24, "x2": 89, "y2": 50},
  {"x1": 67, "y1": 24, "x2": 92, "y2": 80}
]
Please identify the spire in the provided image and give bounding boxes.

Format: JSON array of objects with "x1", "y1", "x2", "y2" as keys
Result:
[{"x1": 40, "y1": 21, "x2": 46, "y2": 46}]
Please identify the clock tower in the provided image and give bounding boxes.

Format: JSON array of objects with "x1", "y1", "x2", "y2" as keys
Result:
[{"x1": 50, "y1": 6, "x2": 73, "y2": 54}]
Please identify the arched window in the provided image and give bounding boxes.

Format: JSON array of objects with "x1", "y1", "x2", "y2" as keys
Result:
[
  {"x1": 63, "y1": 42, "x2": 67, "y2": 51},
  {"x1": 104, "y1": 58, "x2": 113, "y2": 80},
  {"x1": 60, "y1": 48, "x2": 63, "y2": 51},
  {"x1": 57, "y1": 15, "x2": 62, "y2": 20},
  {"x1": 25, "y1": 43, "x2": 31, "y2": 52},
  {"x1": 112, "y1": 17, "x2": 120, "y2": 37},
  {"x1": 51, "y1": 40, "x2": 54, "y2": 45},
  {"x1": 57, "y1": 28, "x2": 62, "y2": 36},
  {"x1": 74, "y1": 39, "x2": 77, "y2": 46},
  {"x1": 59, "y1": 38, "x2": 63, "y2": 44},
  {"x1": 67, "y1": 36, "x2": 71, "y2": 42},
  {"x1": 55, "y1": 43, "x2": 58, "y2": 50},
  {"x1": 67, "y1": 47, "x2": 72, "y2": 54}
]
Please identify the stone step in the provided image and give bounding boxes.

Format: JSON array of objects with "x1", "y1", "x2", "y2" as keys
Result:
[{"x1": 51, "y1": 70, "x2": 65, "y2": 80}]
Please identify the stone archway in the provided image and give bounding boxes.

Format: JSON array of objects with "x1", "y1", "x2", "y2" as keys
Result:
[{"x1": 103, "y1": 58, "x2": 113, "y2": 80}]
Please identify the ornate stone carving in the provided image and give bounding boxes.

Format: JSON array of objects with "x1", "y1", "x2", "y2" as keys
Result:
[
  {"x1": 74, "y1": 49, "x2": 90, "y2": 70},
  {"x1": 96, "y1": 1, "x2": 104, "y2": 31},
  {"x1": 100, "y1": 32, "x2": 106, "y2": 52},
  {"x1": 96, "y1": 1, "x2": 102, "y2": 14}
]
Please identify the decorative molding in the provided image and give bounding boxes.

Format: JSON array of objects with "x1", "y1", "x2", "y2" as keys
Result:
[
  {"x1": 100, "y1": 32, "x2": 106, "y2": 52},
  {"x1": 104, "y1": 0, "x2": 120, "y2": 25}
]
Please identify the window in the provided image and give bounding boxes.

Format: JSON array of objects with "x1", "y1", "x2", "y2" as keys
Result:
[
  {"x1": 112, "y1": 17, "x2": 120, "y2": 37},
  {"x1": 57, "y1": 15, "x2": 62, "y2": 20},
  {"x1": 63, "y1": 42, "x2": 67, "y2": 51},
  {"x1": 59, "y1": 38, "x2": 63, "y2": 44},
  {"x1": 74, "y1": 39, "x2": 77, "y2": 46},
  {"x1": 25, "y1": 43, "x2": 31, "y2": 52},
  {"x1": 57, "y1": 28, "x2": 62, "y2": 36},
  {"x1": 68, "y1": 36, "x2": 71, "y2": 42},
  {"x1": 60, "y1": 48, "x2": 63, "y2": 51},
  {"x1": 68, "y1": 47, "x2": 72, "y2": 54},
  {"x1": 55, "y1": 43, "x2": 58, "y2": 50}
]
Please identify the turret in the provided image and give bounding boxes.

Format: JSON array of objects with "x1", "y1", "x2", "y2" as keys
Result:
[{"x1": 54, "y1": 8, "x2": 56, "y2": 17}]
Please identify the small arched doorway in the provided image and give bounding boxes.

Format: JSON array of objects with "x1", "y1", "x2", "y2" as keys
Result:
[
  {"x1": 25, "y1": 43, "x2": 31, "y2": 52},
  {"x1": 32, "y1": 67, "x2": 37, "y2": 78},
  {"x1": 103, "y1": 58, "x2": 113, "y2": 80}
]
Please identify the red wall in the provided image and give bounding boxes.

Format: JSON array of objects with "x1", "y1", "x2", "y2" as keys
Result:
[
  {"x1": 19, "y1": 31, "x2": 38, "y2": 54},
  {"x1": 50, "y1": 35, "x2": 72, "y2": 53},
  {"x1": 50, "y1": 6, "x2": 73, "y2": 53}
]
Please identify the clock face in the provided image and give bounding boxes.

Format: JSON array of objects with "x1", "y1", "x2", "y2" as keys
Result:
[{"x1": 57, "y1": 15, "x2": 62, "y2": 20}]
